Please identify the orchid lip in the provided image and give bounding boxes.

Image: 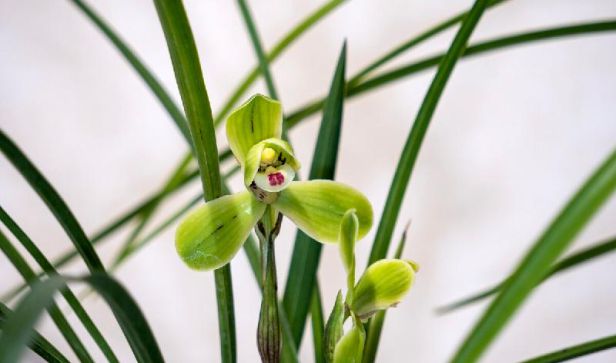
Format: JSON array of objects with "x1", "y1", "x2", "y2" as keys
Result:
[{"x1": 254, "y1": 164, "x2": 295, "y2": 192}]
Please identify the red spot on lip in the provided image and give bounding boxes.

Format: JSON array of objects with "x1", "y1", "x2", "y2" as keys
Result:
[{"x1": 268, "y1": 172, "x2": 285, "y2": 186}]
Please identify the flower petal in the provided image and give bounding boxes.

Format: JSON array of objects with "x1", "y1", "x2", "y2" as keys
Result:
[
  {"x1": 175, "y1": 191, "x2": 265, "y2": 270},
  {"x1": 351, "y1": 259, "x2": 416, "y2": 320},
  {"x1": 273, "y1": 180, "x2": 372, "y2": 244},
  {"x1": 226, "y1": 94, "x2": 282, "y2": 165}
]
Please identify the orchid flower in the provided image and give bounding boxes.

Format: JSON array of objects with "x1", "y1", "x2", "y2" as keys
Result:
[{"x1": 175, "y1": 94, "x2": 373, "y2": 271}]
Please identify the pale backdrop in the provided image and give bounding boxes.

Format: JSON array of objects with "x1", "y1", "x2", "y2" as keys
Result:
[{"x1": 1, "y1": 0, "x2": 615, "y2": 362}]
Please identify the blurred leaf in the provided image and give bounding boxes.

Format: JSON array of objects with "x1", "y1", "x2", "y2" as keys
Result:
[
  {"x1": 0, "y1": 206, "x2": 118, "y2": 362},
  {"x1": 0, "y1": 129, "x2": 104, "y2": 272},
  {"x1": 0, "y1": 302, "x2": 70, "y2": 363},
  {"x1": 452, "y1": 149, "x2": 616, "y2": 362},
  {"x1": 323, "y1": 291, "x2": 345, "y2": 363},
  {"x1": 286, "y1": 20, "x2": 616, "y2": 128},
  {"x1": 68, "y1": 0, "x2": 191, "y2": 144},
  {"x1": 520, "y1": 334, "x2": 616, "y2": 363},
  {"x1": 282, "y1": 42, "x2": 347, "y2": 346},
  {"x1": 0, "y1": 273, "x2": 164, "y2": 363},
  {"x1": 214, "y1": 0, "x2": 347, "y2": 125},
  {"x1": 366, "y1": 0, "x2": 488, "y2": 267},
  {"x1": 349, "y1": 0, "x2": 509, "y2": 83},
  {"x1": 437, "y1": 235, "x2": 616, "y2": 313},
  {"x1": 0, "y1": 230, "x2": 94, "y2": 362},
  {"x1": 236, "y1": 0, "x2": 280, "y2": 100}
]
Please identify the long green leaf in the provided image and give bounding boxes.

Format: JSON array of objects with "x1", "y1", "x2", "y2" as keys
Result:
[
  {"x1": 0, "y1": 206, "x2": 118, "y2": 362},
  {"x1": 0, "y1": 273, "x2": 164, "y2": 363},
  {"x1": 437, "y1": 235, "x2": 616, "y2": 313},
  {"x1": 0, "y1": 302, "x2": 70, "y2": 363},
  {"x1": 366, "y1": 0, "x2": 488, "y2": 267},
  {"x1": 282, "y1": 41, "x2": 347, "y2": 347},
  {"x1": 0, "y1": 129, "x2": 104, "y2": 272},
  {"x1": 0, "y1": 230, "x2": 94, "y2": 362},
  {"x1": 286, "y1": 20, "x2": 616, "y2": 129},
  {"x1": 67, "y1": 0, "x2": 191, "y2": 145},
  {"x1": 151, "y1": 2, "x2": 235, "y2": 363},
  {"x1": 236, "y1": 0, "x2": 279, "y2": 100},
  {"x1": 520, "y1": 334, "x2": 616, "y2": 363},
  {"x1": 310, "y1": 284, "x2": 325, "y2": 363},
  {"x1": 452, "y1": 149, "x2": 616, "y2": 362},
  {"x1": 0, "y1": 167, "x2": 199, "y2": 304},
  {"x1": 349, "y1": 0, "x2": 509, "y2": 84}
]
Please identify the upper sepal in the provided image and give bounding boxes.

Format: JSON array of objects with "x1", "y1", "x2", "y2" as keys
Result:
[
  {"x1": 351, "y1": 259, "x2": 416, "y2": 320},
  {"x1": 226, "y1": 94, "x2": 282, "y2": 165},
  {"x1": 273, "y1": 180, "x2": 373, "y2": 244},
  {"x1": 175, "y1": 191, "x2": 266, "y2": 270}
]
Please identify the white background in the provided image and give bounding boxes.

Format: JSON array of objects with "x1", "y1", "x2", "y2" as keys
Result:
[{"x1": 1, "y1": 0, "x2": 615, "y2": 362}]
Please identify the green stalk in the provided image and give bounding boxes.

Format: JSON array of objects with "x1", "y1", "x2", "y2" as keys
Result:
[
  {"x1": 520, "y1": 334, "x2": 616, "y2": 363},
  {"x1": 0, "y1": 206, "x2": 118, "y2": 362},
  {"x1": 452, "y1": 149, "x2": 616, "y2": 362},
  {"x1": 255, "y1": 208, "x2": 283, "y2": 363},
  {"x1": 151, "y1": 2, "x2": 234, "y2": 363}
]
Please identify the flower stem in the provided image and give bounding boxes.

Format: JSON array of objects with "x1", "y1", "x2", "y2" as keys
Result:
[{"x1": 256, "y1": 207, "x2": 283, "y2": 363}]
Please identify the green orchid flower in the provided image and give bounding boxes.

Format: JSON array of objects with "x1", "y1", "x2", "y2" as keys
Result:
[{"x1": 175, "y1": 94, "x2": 373, "y2": 270}]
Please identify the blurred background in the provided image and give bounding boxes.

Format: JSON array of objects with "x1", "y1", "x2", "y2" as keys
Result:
[{"x1": 1, "y1": 0, "x2": 615, "y2": 362}]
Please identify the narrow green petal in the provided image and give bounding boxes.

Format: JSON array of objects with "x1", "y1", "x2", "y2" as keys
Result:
[
  {"x1": 175, "y1": 191, "x2": 265, "y2": 270},
  {"x1": 351, "y1": 259, "x2": 415, "y2": 320},
  {"x1": 333, "y1": 323, "x2": 365, "y2": 363},
  {"x1": 339, "y1": 210, "x2": 358, "y2": 274},
  {"x1": 226, "y1": 94, "x2": 282, "y2": 165},
  {"x1": 323, "y1": 291, "x2": 344, "y2": 363},
  {"x1": 274, "y1": 181, "x2": 372, "y2": 244}
]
